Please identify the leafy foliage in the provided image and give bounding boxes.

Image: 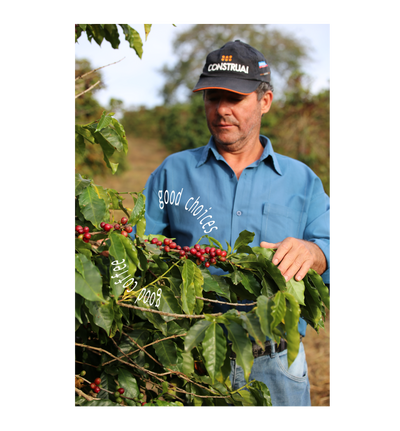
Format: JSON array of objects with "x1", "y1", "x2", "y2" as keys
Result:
[
  {"x1": 75, "y1": 111, "x2": 129, "y2": 176},
  {"x1": 75, "y1": 24, "x2": 151, "y2": 58},
  {"x1": 75, "y1": 173, "x2": 330, "y2": 405}
]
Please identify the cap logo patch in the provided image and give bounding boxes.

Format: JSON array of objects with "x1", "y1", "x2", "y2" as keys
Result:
[
  {"x1": 221, "y1": 55, "x2": 232, "y2": 61},
  {"x1": 258, "y1": 61, "x2": 268, "y2": 68}
]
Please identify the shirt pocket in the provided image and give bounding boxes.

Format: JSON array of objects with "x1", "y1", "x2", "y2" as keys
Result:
[{"x1": 261, "y1": 202, "x2": 306, "y2": 243}]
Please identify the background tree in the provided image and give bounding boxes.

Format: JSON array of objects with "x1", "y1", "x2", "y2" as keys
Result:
[
  {"x1": 159, "y1": 24, "x2": 310, "y2": 104},
  {"x1": 260, "y1": 71, "x2": 330, "y2": 195},
  {"x1": 75, "y1": 58, "x2": 129, "y2": 177},
  {"x1": 75, "y1": 58, "x2": 105, "y2": 124}
]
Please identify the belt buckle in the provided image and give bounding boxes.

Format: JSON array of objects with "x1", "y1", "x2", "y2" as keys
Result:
[{"x1": 229, "y1": 337, "x2": 294, "y2": 360}]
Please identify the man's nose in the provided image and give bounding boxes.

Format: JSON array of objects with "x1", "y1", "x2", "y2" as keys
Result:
[{"x1": 215, "y1": 98, "x2": 232, "y2": 116}]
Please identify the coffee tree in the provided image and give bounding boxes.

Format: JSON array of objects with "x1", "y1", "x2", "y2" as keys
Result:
[{"x1": 75, "y1": 24, "x2": 329, "y2": 406}]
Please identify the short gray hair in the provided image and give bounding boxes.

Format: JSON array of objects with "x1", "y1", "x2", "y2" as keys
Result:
[{"x1": 255, "y1": 81, "x2": 274, "y2": 101}]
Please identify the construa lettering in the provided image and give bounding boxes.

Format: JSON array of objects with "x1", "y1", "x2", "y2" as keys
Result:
[{"x1": 207, "y1": 63, "x2": 249, "y2": 74}]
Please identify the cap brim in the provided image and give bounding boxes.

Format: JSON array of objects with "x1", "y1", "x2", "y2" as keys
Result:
[{"x1": 192, "y1": 75, "x2": 261, "y2": 94}]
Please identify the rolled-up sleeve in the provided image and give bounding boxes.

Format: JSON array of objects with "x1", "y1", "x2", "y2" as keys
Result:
[{"x1": 304, "y1": 177, "x2": 330, "y2": 284}]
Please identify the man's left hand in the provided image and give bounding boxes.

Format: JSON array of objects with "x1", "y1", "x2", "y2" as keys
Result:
[{"x1": 260, "y1": 238, "x2": 327, "y2": 282}]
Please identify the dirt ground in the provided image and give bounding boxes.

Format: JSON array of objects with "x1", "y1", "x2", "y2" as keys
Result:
[
  {"x1": 93, "y1": 137, "x2": 170, "y2": 222},
  {"x1": 93, "y1": 136, "x2": 330, "y2": 407},
  {"x1": 303, "y1": 311, "x2": 330, "y2": 406}
]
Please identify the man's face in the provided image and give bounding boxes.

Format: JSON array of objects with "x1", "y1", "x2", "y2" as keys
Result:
[{"x1": 204, "y1": 88, "x2": 273, "y2": 152}]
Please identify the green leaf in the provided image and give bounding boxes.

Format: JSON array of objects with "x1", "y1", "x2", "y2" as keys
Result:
[
  {"x1": 181, "y1": 350, "x2": 194, "y2": 376},
  {"x1": 98, "y1": 125, "x2": 124, "y2": 152},
  {"x1": 249, "y1": 381, "x2": 272, "y2": 406},
  {"x1": 85, "y1": 126, "x2": 119, "y2": 174},
  {"x1": 95, "y1": 111, "x2": 113, "y2": 132},
  {"x1": 111, "y1": 118, "x2": 128, "y2": 154},
  {"x1": 75, "y1": 294, "x2": 84, "y2": 324},
  {"x1": 118, "y1": 369, "x2": 139, "y2": 406},
  {"x1": 286, "y1": 277, "x2": 305, "y2": 306},
  {"x1": 136, "y1": 215, "x2": 146, "y2": 238},
  {"x1": 270, "y1": 291, "x2": 286, "y2": 332},
  {"x1": 235, "y1": 388, "x2": 259, "y2": 406},
  {"x1": 180, "y1": 259, "x2": 196, "y2": 315},
  {"x1": 144, "y1": 24, "x2": 152, "y2": 41},
  {"x1": 103, "y1": 24, "x2": 120, "y2": 49},
  {"x1": 255, "y1": 295, "x2": 275, "y2": 339},
  {"x1": 75, "y1": 254, "x2": 105, "y2": 302},
  {"x1": 75, "y1": 254, "x2": 85, "y2": 277},
  {"x1": 233, "y1": 230, "x2": 255, "y2": 251},
  {"x1": 252, "y1": 246, "x2": 275, "y2": 261},
  {"x1": 301, "y1": 285, "x2": 322, "y2": 329},
  {"x1": 239, "y1": 271, "x2": 261, "y2": 296},
  {"x1": 200, "y1": 270, "x2": 231, "y2": 301},
  {"x1": 307, "y1": 269, "x2": 330, "y2": 309},
  {"x1": 75, "y1": 132, "x2": 86, "y2": 156},
  {"x1": 108, "y1": 232, "x2": 132, "y2": 298},
  {"x1": 119, "y1": 24, "x2": 143, "y2": 58},
  {"x1": 97, "y1": 371, "x2": 116, "y2": 399},
  {"x1": 75, "y1": 239, "x2": 92, "y2": 259},
  {"x1": 108, "y1": 231, "x2": 126, "y2": 262},
  {"x1": 86, "y1": 300, "x2": 114, "y2": 336},
  {"x1": 202, "y1": 321, "x2": 227, "y2": 384},
  {"x1": 128, "y1": 193, "x2": 146, "y2": 226},
  {"x1": 240, "y1": 311, "x2": 265, "y2": 349},
  {"x1": 75, "y1": 124, "x2": 96, "y2": 145},
  {"x1": 78, "y1": 184, "x2": 108, "y2": 229},
  {"x1": 225, "y1": 321, "x2": 253, "y2": 382},
  {"x1": 263, "y1": 258, "x2": 287, "y2": 291},
  {"x1": 158, "y1": 288, "x2": 182, "y2": 322},
  {"x1": 88, "y1": 24, "x2": 105, "y2": 46},
  {"x1": 153, "y1": 334, "x2": 179, "y2": 371},
  {"x1": 75, "y1": 173, "x2": 91, "y2": 196},
  {"x1": 184, "y1": 319, "x2": 212, "y2": 351},
  {"x1": 193, "y1": 264, "x2": 204, "y2": 315},
  {"x1": 283, "y1": 292, "x2": 301, "y2": 368}
]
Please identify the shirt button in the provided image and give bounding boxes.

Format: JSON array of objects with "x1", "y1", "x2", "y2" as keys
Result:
[{"x1": 236, "y1": 210, "x2": 242, "y2": 216}]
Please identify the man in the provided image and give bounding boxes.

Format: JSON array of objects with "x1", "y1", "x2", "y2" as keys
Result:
[{"x1": 140, "y1": 40, "x2": 330, "y2": 406}]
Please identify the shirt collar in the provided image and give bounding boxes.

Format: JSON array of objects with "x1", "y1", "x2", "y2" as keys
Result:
[{"x1": 196, "y1": 135, "x2": 282, "y2": 175}]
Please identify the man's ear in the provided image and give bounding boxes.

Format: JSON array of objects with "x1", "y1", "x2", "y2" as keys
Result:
[{"x1": 260, "y1": 90, "x2": 273, "y2": 115}]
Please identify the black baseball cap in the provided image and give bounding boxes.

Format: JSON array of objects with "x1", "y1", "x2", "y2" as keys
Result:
[{"x1": 192, "y1": 40, "x2": 271, "y2": 95}]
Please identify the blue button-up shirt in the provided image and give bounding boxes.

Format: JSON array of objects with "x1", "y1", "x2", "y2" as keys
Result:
[{"x1": 139, "y1": 135, "x2": 330, "y2": 336}]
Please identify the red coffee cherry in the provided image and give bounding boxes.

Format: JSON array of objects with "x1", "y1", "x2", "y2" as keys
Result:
[
  {"x1": 216, "y1": 249, "x2": 222, "y2": 256},
  {"x1": 75, "y1": 225, "x2": 83, "y2": 233},
  {"x1": 179, "y1": 250, "x2": 186, "y2": 256},
  {"x1": 84, "y1": 233, "x2": 91, "y2": 240},
  {"x1": 183, "y1": 246, "x2": 190, "y2": 252},
  {"x1": 151, "y1": 238, "x2": 158, "y2": 244},
  {"x1": 90, "y1": 383, "x2": 96, "y2": 390},
  {"x1": 121, "y1": 231, "x2": 128, "y2": 237},
  {"x1": 205, "y1": 247, "x2": 210, "y2": 253},
  {"x1": 164, "y1": 245, "x2": 170, "y2": 252},
  {"x1": 156, "y1": 241, "x2": 162, "y2": 246},
  {"x1": 176, "y1": 245, "x2": 181, "y2": 250},
  {"x1": 210, "y1": 257, "x2": 216, "y2": 264},
  {"x1": 114, "y1": 223, "x2": 120, "y2": 230},
  {"x1": 117, "y1": 388, "x2": 125, "y2": 394},
  {"x1": 104, "y1": 224, "x2": 112, "y2": 232},
  {"x1": 124, "y1": 226, "x2": 133, "y2": 233},
  {"x1": 194, "y1": 244, "x2": 201, "y2": 251},
  {"x1": 100, "y1": 222, "x2": 106, "y2": 228},
  {"x1": 77, "y1": 227, "x2": 84, "y2": 234},
  {"x1": 219, "y1": 256, "x2": 226, "y2": 262},
  {"x1": 190, "y1": 248, "x2": 197, "y2": 255},
  {"x1": 205, "y1": 262, "x2": 210, "y2": 268},
  {"x1": 196, "y1": 251, "x2": 201, "y2": 258},
  {"x1": 94, "y1": 378, "x2": 101, "y2": 385},
  {"x1": 83, "y1": 226, "x2": 90, "y2": 233},
  {"x1": 170, "y1": 242, "x2": 177, "y2": 249},
  {"x1": 210, "y1": 248, "x2": 216, "y2": 254},
  {"x1": 94, "y1": 386, "x2": 101, "y2": 393},
  {"x1": 221, "y1": 250, "x2": 227, "y2": 257},
  {"x1": 121, "y1": 217, "x2": 128, "y2": 225},
  {"x1": 164, "y1": 238, "x2": 171, "y2": 246}
]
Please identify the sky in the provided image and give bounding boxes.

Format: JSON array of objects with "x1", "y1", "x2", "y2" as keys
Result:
[{"x1": 75, "y1": 24, "x2": 330, "y2": 110}]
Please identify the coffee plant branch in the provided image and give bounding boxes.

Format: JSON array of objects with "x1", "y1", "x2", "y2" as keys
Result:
[
  {"x1": 74, "y1": 57, "x2": 126, "y2": 100},
  {"x1": 75, "y1": 81, "x2": 101, "y2": 99},
  {"x1": 101, "y1": 332, "x2": 187, "y2": 366},
  {"x1": 117, "y1": 302, "x2": 223, "y2": 319},
  {"x1": 77, "y1": 341, "x2": 229, "y2": 400},
  {"x1": 75, "y1": 58, "x2": 125, "y2": 81}
]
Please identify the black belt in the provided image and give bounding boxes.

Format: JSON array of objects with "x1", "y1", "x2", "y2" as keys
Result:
[{"x1": 228, "y1": 338, "x2": 301, "y2": 360}]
